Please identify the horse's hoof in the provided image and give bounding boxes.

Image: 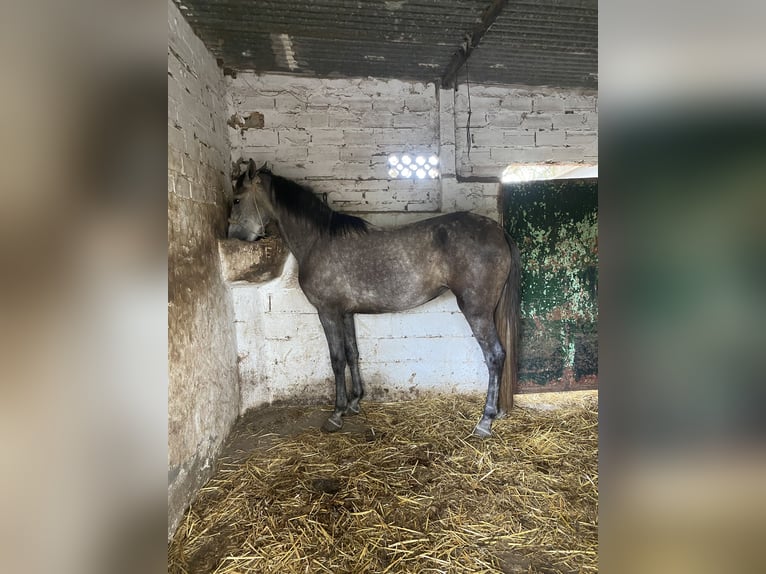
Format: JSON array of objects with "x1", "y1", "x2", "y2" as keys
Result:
[
  {"x1": 321, "y1": 417, "x2": 343, "y2": 433},
  {"x1": 472, "y1": 423, "x2": 492, "y2": 438},
  {"x1": 345, "y1": 403, "x2": 360, "y2": 416}
]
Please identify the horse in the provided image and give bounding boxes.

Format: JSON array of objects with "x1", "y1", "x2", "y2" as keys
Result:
[
  {"x1": 227, "y1": 174, "x2": 270, "y2": 241},
  {"x1": 229, "y1": 159, "x2": 520, "y2": 437}
]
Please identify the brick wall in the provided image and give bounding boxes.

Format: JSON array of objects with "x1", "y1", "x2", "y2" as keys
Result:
[
  {"x1": 167, "y1": 0, "x2": 239, "y2": 540},
  {"x1": 228, "y1": 74, "x2": 596, "y2": 223},
  {"x1": 455, "y1": 84, "x2": 598, "y2": 178},
  {"x1": 228, "y1": 75, "x2": 441, "y2": 221}
]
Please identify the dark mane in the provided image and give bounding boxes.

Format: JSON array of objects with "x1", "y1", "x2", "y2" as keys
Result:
[{"x1": 263, "y1": 170, "x2": 369, "y2": 236}]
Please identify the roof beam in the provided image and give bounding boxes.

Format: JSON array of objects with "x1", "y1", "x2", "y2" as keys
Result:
[{"x1": 440, "y1": 0, "x2": 509, "y2": 89}]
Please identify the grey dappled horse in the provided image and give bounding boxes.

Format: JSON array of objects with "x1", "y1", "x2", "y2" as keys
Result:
[{"x1": 229, "y1": 159, "x2": 520, "y2": 437}]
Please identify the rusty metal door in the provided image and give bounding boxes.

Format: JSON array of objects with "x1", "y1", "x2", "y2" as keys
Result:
[{"x1": 502, "y1": 178, "x2": 598, "y2": 392}]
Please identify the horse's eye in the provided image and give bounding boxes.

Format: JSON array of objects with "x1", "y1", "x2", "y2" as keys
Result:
[{"x1": 233, "y1": 198, "x2": 240, "y2": 205}]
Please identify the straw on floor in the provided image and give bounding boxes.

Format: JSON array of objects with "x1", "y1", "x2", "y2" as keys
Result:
[{"x1": 169, "y1": 393, "x2": 598, "y2": 574}]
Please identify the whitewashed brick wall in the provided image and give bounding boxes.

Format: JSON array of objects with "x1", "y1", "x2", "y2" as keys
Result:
[
  {"x1": 228, "y1": 74, "x2": 596, "y2": 222},
  {"x1": 454, "y1": 84, "x2": 598, "y2": 178},
  {"x1": 168, "y1": 17, "x2": 231, "y2": 204},
  {"x1": 167, "y1": 0, "x2": 239, "y2": 540},
  {"x1": 228, "y1": 74, "x2": 441, "y2": 215}
]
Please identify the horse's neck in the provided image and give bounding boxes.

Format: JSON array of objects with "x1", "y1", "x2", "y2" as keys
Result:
[{"x1": 276, "y1": 213, "x2": 321, "y2": 263}]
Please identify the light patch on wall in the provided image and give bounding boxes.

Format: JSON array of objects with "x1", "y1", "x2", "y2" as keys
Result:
[
  {"x1": 384, "y1": 0, "x2": 406, "y2": 10},
  {"x1": 388, "y1": 153, "x2": 439, "y2": 179},
  {"x1": 501, "y1": 163, "x2": 597, "y2": 183},
  {"x1": 270, "y1": 33, "x2": 298, "y2": 71}
]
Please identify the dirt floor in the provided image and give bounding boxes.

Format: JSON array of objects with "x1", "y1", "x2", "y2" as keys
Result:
[{"x1": 169, "y1": 391, "x2": 597, "y2": 574}]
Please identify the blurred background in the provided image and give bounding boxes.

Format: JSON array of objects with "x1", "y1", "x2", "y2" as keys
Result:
[
  {"x1": 600, "y1": 2, "x2": 766, "y2": 572},
  {"x1": 0, "y1": 1, "x2": 763, "y2": 573},
  {"x1": 0, "y1": 2, "x2": 166, "y2": 573}
]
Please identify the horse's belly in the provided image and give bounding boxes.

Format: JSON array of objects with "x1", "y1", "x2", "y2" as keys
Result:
[
  {"x1": 344, "y1": 274, "x2": 446, "y2": 313},
  {"x1": 346, "y1": 280, "x2": 447, "y2": 314},
  {"x1": 302, "y1": 274, "x2": 444, "y2": 314}
]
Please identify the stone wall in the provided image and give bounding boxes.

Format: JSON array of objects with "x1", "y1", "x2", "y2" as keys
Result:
[{"x1": 167, "y1": 0, "x2": 239, "y2": 540}]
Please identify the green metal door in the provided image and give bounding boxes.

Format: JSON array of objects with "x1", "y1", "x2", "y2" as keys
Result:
[{"x1": 502, "y1": 178, "x2": 598, "y2": 392}]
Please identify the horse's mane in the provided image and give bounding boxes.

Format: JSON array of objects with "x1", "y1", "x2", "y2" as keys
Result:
[{"x1": 262, "y1": 169, "x2": 369, "y2": 237}]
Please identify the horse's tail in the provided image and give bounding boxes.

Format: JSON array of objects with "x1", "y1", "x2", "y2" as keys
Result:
[{"x1": 495, "y1": 233, "x2": 521, "y2": 414}]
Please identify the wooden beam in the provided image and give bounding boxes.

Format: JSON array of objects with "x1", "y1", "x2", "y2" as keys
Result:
[{"x1": 440, "y1": 0, "x2": 509, "y2": 89}]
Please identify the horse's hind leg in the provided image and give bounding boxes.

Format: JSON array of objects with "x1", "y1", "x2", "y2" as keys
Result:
[
  {"x1": 317, "y1": 312, "x2": 348, "y2": 432},
  {"x1": 457, "y1": 298, "x2": 506, "y2": 438},
  {"x1": 343, "y1": 314, "x2": 364, "y2": 415}
]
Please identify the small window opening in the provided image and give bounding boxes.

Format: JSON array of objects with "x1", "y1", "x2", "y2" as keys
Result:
[
  {"x1": 501, "y1": 163, "x2": 597, "y2": 183},
  {"x1": 388, "y1": 153, "x2": 440, "y2": 179}
]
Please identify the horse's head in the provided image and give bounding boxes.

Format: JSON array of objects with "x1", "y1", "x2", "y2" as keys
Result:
[{"x1": 228, "y1": 159, "x2": 273, "y2": 241}]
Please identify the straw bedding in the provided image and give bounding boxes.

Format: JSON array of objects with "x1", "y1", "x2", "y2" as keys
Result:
[{"x1": 169, "y1": 392, "x2": 597, "y2": 573}]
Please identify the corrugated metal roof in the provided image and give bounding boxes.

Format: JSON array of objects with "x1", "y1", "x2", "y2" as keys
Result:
[{"x1": 174, "y1": 0, "x2": 596, "y2": 89}]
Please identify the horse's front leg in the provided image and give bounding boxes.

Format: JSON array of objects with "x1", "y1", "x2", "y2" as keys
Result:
[
  {"x1": 343, "y1": 313, "x2": 364, "y2": 415},
  {"x1": 318, "y1": 312, "x2": 348, "y2": 432}
]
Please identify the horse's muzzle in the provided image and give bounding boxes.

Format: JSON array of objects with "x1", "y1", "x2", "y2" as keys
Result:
[{"x1": 227, "y1": 223, "x2": 263, "y2": 242}]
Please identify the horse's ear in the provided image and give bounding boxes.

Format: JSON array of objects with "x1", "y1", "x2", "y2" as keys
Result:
[
  {"x1": 234, "y1": 171, "x2": 246, "y2": 190},
  {"x1": 247, "y1": 158, "x2": 257, "y2": 180}
]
